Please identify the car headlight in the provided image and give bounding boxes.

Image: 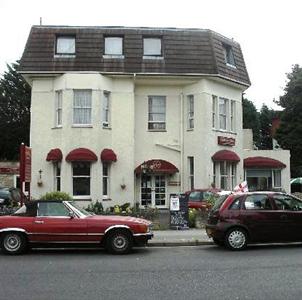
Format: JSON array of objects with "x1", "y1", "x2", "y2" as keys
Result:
[{"x1": 147, "y1": 224, "x2": 153, "y2": 233}]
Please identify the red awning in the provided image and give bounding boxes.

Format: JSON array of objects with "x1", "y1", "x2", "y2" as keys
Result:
[
  {"x1": 65, "y1": 148, "x2": 97, "y2": 162},
  {"x1": 244, "y1": 157, "x2": 286, "y2": 168},
  {"x1": 212, "y1": 150, "x2": 240, "y2": 162},
  {"x1": 46, "y1": 148, "x2": 63, "y2": 162},
  {"x1": 135, "y1": 159, "x2": 179, "y2": 174},
  {"x1": 101, "y1": 149, "x2": 117, "y2": 162}
]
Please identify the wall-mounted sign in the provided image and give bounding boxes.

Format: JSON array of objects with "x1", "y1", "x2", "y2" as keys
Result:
[
  {"x1": 218, "y1": 136, "x2": 235, "y2": 146},
  {"x1": 20, "y1": 144, "x2": 32, "y2": 204},
  {"x1": 0, "y1": 167, "x2": 19, "y2": 174}
]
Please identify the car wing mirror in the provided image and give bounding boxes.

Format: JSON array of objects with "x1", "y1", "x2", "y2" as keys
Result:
[{"x1": 69, "y1": 211, "x2": 76, "y2": 219}]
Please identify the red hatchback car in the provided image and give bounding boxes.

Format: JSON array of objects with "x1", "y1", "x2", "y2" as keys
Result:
[
  {"x1": 186, "y1": 189, "x2": 220, "y2": 210},
  {"x1": 0, "y1": 200, "x2": 153, "y2": 255},
  {"x1": 206, "y1": 192, "x2": 302, "y2": 250}
]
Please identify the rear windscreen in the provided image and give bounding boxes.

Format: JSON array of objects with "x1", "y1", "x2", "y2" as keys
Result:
[{"x1": 212, "y1": 194, "x2": 229, "y2": 211}]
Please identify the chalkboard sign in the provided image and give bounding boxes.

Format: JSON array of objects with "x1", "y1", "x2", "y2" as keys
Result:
[{"x1": 170, "y1": 194, "x2": 189, "y2": 230}]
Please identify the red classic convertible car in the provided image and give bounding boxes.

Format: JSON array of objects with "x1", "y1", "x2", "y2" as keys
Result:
[{"x1": 0, "y1": 200, "x2": 153, "y2": 255}]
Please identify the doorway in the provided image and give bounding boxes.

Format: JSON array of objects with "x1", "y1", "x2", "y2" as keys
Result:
[{"x1": 140, "y1": 174, "x2": 167, "y2": 208}]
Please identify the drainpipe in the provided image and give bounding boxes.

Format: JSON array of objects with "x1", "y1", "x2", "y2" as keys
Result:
[
  {"x1": 180, "y1": 92, "x2": 184, "y2": 193},
  {"x1": 133, "y1": 73, "x2": 137, "y2": 207}
]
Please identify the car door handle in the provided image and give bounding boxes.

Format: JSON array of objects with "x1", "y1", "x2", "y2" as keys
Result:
[
  {"x1": 34, "y1": 220, "x2": 44, "y2": 224},
  {"x1": 280, "y1": 215, "x2": 287, "y2": 220}
]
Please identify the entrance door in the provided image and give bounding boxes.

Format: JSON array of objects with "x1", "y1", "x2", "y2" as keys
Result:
[{"x1": 140, "y1": 174, "x2": 167, "y2": 208}]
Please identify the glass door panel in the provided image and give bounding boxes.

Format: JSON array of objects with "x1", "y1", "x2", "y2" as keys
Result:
[
  {"x1": 155, "y1": 175, "x2": 166, "y2": 206},
  {"x1": 141, "y1": 175, "x2": 152, "y2": 206}
]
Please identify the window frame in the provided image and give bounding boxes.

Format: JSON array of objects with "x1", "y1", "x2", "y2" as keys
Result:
[
  {"x1": 219, "y1": 97, "x2": 228, "y2": 131},
  {"x1": 104, "y1": 36, "x2": 124, "y2": 57},
  {"x1": 214, "y1": 161, "x2": 237, "y2": 190},
  {"x1": 148, "y1": 95, "x2": 166, "y2": 131},
  {"x1": 223, "y1": 43, "x2": 236, "y2": 67},
  {"x1": 230, "y1": 100, "x2": 236, "y2": 132},
  {"x1": 54, "y1": 162, "x2": 61, "y2": 192},
  {"x1": 55, "y1": 90, "x2": 63, "y2": 127},
  {"x1": 102, "y1": 163, "x2": 110, "y2": 199},
  {"x1": 187, "y1": 95, "x2": 194, "y2": 130},
  {"x1": 143, "y1": 37, "x2": 162, "y2": 57},
  {"x1": 72, "y1": 162, "x2": 91, "y2": 199},
  {"x1": 102, "y1": 91, "x2": 111, "y2": 128},
  {"x1": 73, "y1": 90, "x2": 92, "y2": 126},
  {"x1": 212, "y1": 95, "x2": 218, "y2": 129},
  {"x1": 188, "y1": 156, "x2": 194, "y2": 190},
  {"x1": 55, "y1": 36, "x2": 76, "y2": 55}
]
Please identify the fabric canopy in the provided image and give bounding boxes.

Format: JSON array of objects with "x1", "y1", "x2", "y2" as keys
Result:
[
  {"x1": 244, "y1": 157, "x2": 286, "y2": 169},
  {"x1": 101, "y1": 149, "x2": 117, "y2": 162},
  {"x1": 135, "y1": 159, "x2": 179, "y2": 174},
  {"x1": 65, "y1": 148, "x2": 97, "y2": 162},
  {"x1": 212, "y1": 150, "x2": 240, "y2": 162},
  {"x1": 46, "y1": 148, "x2": 63, "y2": 162}
]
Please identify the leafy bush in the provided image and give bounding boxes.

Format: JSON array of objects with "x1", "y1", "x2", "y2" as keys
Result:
[
  {"x1": 86, "y1": 201, "x2": 104, "y2": 214},
  {"x1": 189, "y1": 208, "x2": 198, "y2": 228},
  {"x1": 40, "y1": 191, "x2": 72, "y2": 201}
]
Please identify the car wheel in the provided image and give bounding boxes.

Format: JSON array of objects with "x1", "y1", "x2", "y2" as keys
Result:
[
  {"x1": 213, "y1": 238, "x2": 225, "y2": 247},
  {"x1": 225, "y1": 228, "x2": 247, "y2": 250},
  {"x1": 106, "y1": 230, "x2": 133, "y2": 255},
  {"x1": 1, "y1": 232, "x2": 27, "y2": 255}
]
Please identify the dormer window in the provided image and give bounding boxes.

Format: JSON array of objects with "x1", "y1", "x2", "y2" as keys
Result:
[
  {"x1": 104, "y1": 37, "x2": 123, "y2": 57},
  {"x1": 56, "y1": 36, "x2": 75, "y2": 55},
  {"x1": 143, "y1": 38, "x2": 162, "y2": 58},
  {"x1": 223, "y1": 44, "x2": 235, "y2": 67}
]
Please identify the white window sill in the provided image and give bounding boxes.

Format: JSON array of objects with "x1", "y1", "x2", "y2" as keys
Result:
[
  {"x1": 54, "y1": 54, "x2": 76, "y2": 58},
  {"x1": 102, "y1": 197, "x2": 112, "y2": 201},
  {"x1": 226, "y1": 63, "x2": 237, "y2": 69},
  {"x1": 148, "y1": 129, "x2": 167, "y2": 132},
  {"x1": 143, "y1": 56, "x2": 164, "y2": 60},
  {"x1": 72, "y1": 124, "x2": 93, "y2": 128},
  {"x1": 52, "y1": 125, "x2": 63, "y2": 129},
  {"x1": 103, "y1": 55, "x2": 124, "y2": 59},
  {"x1": 73, "y1": 196, "x2": 91, "y2": 201},
  {"x1": 212, "y1": 128, "x2": 237, "y2": 135}
]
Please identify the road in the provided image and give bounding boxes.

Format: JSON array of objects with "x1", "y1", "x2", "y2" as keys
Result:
[{"x1": 1, "y1": 244, "x2": 302, "y2": 300}]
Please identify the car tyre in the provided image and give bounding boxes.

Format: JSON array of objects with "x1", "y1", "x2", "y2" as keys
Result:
[
  {"x1": 106, "y1": 230, "x2": 133, "y2": 255},
  {"x1": 1, "y1": 232, "x2": 27, "y2": 255},
  {"x1": 225, "y1": 228, "x2": 247, "y2": 251}
]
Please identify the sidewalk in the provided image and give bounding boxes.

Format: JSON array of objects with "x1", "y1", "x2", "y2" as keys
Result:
[{"x1": 148, "y1": 228, "x2": 213, "y2": 247}]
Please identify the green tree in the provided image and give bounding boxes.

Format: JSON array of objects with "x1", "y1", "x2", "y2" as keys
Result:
[
  {"x1": 258, "y1": 104, "x2": 274, "y2": 150},
  {"x1": 0, "y1": 62, "x2": 31, "y2": 160},
  {"x1": 275, "y1": 64, "x2": 302, "y2": 177},
  {"x1": 242, "y1": 96, "x2": 260, "y2": 145}
]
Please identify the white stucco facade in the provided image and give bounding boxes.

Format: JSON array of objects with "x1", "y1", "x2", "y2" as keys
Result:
[{"x1": 28, "y1": 73, "x2": 290, "y2": 208}]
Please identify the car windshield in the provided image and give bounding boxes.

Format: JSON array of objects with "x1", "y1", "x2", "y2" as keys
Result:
[
  {"x1": 212, "y1": 194, "x2": 229, "y2": 211},
  {"x1": 67, "y1": 201, "x2": 92, "y2": 217}
]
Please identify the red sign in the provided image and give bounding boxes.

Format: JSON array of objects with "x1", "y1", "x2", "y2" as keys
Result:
[
  {"x1": 218, "y1": 136, "x2": 235, "y2": 147},
  {"x1": 0, "y1": 167, "x2": 19, "y2": 174},
  {"x1": 20, "y1": 144, "x2": 31, "y2": 205},
  {"x1": 20, "y1": 145, "x2": 31, "y2": 182}
]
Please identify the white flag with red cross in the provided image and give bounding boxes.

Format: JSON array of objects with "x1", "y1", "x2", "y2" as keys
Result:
[{"x1": 234, "y1": 181, "x2": 248, "y2": 193}]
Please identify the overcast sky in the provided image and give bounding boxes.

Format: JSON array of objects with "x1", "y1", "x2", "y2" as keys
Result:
[{"x1": 1, "y1": 0, "x2": 301, "y2": 109}]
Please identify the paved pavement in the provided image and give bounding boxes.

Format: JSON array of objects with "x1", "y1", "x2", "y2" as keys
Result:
[{"x1": 149, "y1": 228, "x2": 212, "y2": 247}]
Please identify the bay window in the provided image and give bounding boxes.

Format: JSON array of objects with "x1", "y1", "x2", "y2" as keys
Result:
[
  {"x1": 187, "y1": 95, "x2": 194, "y2": 129},
  {"x1": 148, "y1": 96, "x2": 166, "y2": 130},
  {"x1": 73, "y1": 90, "x2": 92, "y2": 125}
]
